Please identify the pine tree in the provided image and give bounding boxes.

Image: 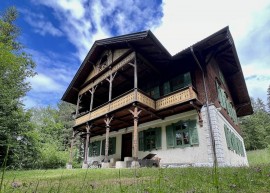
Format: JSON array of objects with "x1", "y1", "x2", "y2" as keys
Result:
[{"x1": 0, "y1": 7, "x2": 36, "y2": 168}]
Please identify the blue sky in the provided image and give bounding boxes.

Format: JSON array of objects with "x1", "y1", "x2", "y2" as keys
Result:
[{"x1": 1, "y1": 0, "x2": 270, "y2": 108}]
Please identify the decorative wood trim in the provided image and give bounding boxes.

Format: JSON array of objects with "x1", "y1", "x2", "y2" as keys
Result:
[
  {"x1": 75, "y1": 87, "x2": 198, "y2": 127},
  {"x1": 156, "y1": 86, "x2": 197, "y2": 110},
  {"x1": 137, "y1": 91, "x2": 155, "y2": 109},
  {"x1": 79, "y1": 52, "x2": 135, "y2": 95}
]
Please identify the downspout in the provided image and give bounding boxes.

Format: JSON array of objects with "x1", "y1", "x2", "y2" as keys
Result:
[{"x1": 190, "y1": 47, "x2": 218, "y2": 166}]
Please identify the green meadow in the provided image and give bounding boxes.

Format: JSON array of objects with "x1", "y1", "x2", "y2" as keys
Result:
[{"x1": 1, "y1": 149, "x2": 270, "y2": 193}]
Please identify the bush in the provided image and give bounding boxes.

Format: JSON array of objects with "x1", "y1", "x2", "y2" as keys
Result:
[{"x1": 37, "y1": 143, "x2": 69, "y2": 169}]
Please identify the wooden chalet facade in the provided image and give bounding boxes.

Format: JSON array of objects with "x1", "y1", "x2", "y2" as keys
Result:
[{"x1": 62, "y1": 27, "x2": 253, "y2": 168}]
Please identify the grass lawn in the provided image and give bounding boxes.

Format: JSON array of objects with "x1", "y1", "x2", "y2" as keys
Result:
[
  {"x1": 1, "y1": 165, "x2": 270, "y2": 193},
  {"x1": 1, "y1": 149, "x2": 270, "y2": 193},
  {"x1": 247, "y1": 148, "x2": 270, "y2": 166}
]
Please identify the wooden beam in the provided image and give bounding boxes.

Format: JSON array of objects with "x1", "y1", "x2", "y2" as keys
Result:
[
  {"x1": 138, "y1": 106, "x2": 163, "y2": 120},
  {"x1": 137, "y1": 53, "x2": 160, "y2": 76}
]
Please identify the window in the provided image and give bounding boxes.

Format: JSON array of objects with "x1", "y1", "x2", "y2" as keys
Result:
[
  {"x1": 224, "y1": 125, "x2": 244, "y2": 156},
  {"x1": 162, "y1": 81, "x2": 171, "y2": 95},
  {"x1": 139, "y1": 127, "x2": 161, "y2": 151},
  {"x1": 89, "y1": 141, "x2": 101, "y2": 157},
  {"x1": 216, "y1": 81, "x2": 238, "y2": 124},
  {"x1": 171, "y1": 72, "x2": 191, "y2": 91},
  {"x1": 175, "y1": 122, "x2": 189, "y2": 145},
  {"x1": 101, "y1": 137, "x2": 116, "y2": 155},
  {"x1": 166, "y1": 120, "x2": 198, "y2": 148}
]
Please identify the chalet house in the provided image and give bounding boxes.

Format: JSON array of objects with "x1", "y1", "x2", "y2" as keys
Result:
[{"x1": 62, "y1": 27, "x2": 253, "y2": 168}]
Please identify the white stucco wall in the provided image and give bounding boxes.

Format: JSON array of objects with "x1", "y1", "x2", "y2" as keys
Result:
[
  {"x1": 86, "y1": 106, "x2": 248, "y2": 167},
  {"x1": 87, "y1": 110, "x2": 211, "y2": 166},
  {"x1": 206, "y1": 105, "x2": 248, "y2": 166}
]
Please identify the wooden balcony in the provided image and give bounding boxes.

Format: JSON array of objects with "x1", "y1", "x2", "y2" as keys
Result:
[
  {"x1": 75, "y1": 86, "x2": 197, "y2": 126},
  {"x1": 156, "y1": 87, "x2": 197, "y2": 110}
]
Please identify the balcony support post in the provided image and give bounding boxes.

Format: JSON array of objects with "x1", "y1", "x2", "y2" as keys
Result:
[
  {"x1": 129, "y1": 106, "x2": 141, "y2": 162},
  {"x1": 106, "y1": 71, "x2": 117, "y2": 102},
  {"x1": 75, "y1": 95, "x2": 82, "y2": 117},
  {"x1": 129, "y1": 56, "x2": 138, "y2": 101},
  {"x1": 89, "y1": 85, "x2": 97, "y2": 112},
  {"x1": 104, "y1": 116, "x2": 113, "y2": 163},
  {"x1": 82, "y1": 123, "x2": 92, "y2": 169}
]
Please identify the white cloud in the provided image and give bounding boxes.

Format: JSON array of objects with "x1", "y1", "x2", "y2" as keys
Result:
[
  {"x1": 21, "y1": 9, "x2": 63, "y2": 37},
  {"x1": 153, "y1": 0, "x2": 270, "y2": 103},
  {"x1": 32, "y1": 0, "x2": 163, "y2": 61},
  {"x1": 29, "y1": 73, "x2": 64, "y2": 93},
  {"x1": 153, "y1": 0, "x2": 270, "y2": 55},
  {"x1": 22, "y1": 0, "x2": 270, "y2": 108}
]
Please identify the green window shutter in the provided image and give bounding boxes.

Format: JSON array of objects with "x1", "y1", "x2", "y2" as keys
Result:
[
  {"x1": 166, "y1": 125, "x2": 175, "y2": 148},
  {"x1": 152, "y1": 86, "x2": 160, "y2": 99},
  {"x1": 226, "y1": 100, "x2": 230, "y2": 115},
  {"x1": 237, "y1": 138, "x2": 240, "y2": 155},
  {"x1": 101, "y1": 139, "x2": 105, "y2": 155},
  {"x1": 96, "y1": 141, "x2": 101, "y2": 156},
  {"x1": 240, "y1": 141, "x2": 244, "y2": 156},
  {"x1": 109, "y1": 137, "x2": 116, "y2": 155},
  {"x1": 189, "y1": 120, "x2": 199, "y2": 145},
  {"x1": 184, "y1": 72, "x2": 191, "y2": 87},
  {"x1": 163, "y1": 81, "x2": 171, "y2": 95},
  {"x1": 216, "y1": 82, "x2": 222, "y2": 103},
  {"x1": 231, "y1": 134, "x2": 236, "y2": 152},
  {"x1": 155, "y1": 127, "x2": 162, "y2": 149},
  {"x1": 139, "y1": 131, "x2": 144, "y2": 151},
  {"x1": 224, "y1": 125, "x2": 230, "y2": 149},
  {"x1": 89, "y1": 143, "x2": 93, "y2": 157},
  {"x1": 228, "y1": 130, "x2": 233, "y2": 150},
  {"x1": 222, "y1": 90, "x2": 227, "y2": 109}
]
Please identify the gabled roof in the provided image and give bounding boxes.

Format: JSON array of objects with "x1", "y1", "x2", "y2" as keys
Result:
[
  {"x1": 172, "y1": 27, "x2": 253, "y2": 116},
  {"x1": 62, "y1": 27, "x2": 253, "y2": 116},
  {"x1": 61, "y1": 30, "x2": 171, "y2": 104}
]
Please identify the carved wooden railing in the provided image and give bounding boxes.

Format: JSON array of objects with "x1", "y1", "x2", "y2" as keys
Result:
[
  {"x1": 75, "y1": 87, "x2": 197, "y2": 126},
  {"x1": 156, "y1": 86, "x2": 197, "y2": 110},
  {"x1": 75, "y1": 90, "x2": 136, "y2": 126},
  {"x1": 137, "y1": 90, "x2": 155, "y2": 109}
]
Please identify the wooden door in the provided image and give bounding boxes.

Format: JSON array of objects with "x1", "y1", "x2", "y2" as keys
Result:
[{"x1": 121, "y1": 133, "x2": 132, "y2": 160}]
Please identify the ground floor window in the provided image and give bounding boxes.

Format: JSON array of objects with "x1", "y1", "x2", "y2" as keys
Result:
[
  {"x1": 139, "y1": 127, "x2": 161, "y2": 151},
  {"x1": 89, "y1": 141, "x2": 101, "y2": 157},
  {"x1": 224, "y1": 125, "x2": 245, "y2": 156},
  {"x1": 166, "y1": 120, "x2": 198, "y2": 148},
  {"x1": 101, "y1": 137, "x2": 116, "y2": 155}
]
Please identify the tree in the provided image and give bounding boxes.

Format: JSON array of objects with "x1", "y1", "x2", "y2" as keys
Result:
[
  {"x1": 0, "y1": 7, "x2": 36, "y2": 168},
  {"x1": 267, "y1": 85, "x2": 270, "y2": 113},
  {"x1": 240, "y1": 97, "x2": 270, "y2": 150},
  {"x1": 30, "y1": 102, "x2": 76, "y2": 168}
]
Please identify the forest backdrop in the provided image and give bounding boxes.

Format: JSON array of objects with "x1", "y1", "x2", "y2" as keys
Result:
[{"x1": 1, "y1": 7, "x2": 270, "y2": 169}]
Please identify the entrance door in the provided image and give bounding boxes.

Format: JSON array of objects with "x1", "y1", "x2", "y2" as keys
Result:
[{"x1": 121, "y1": 133, "x2": 132, "y2": 160}]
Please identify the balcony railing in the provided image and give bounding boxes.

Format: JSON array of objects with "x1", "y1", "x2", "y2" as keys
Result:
[
  {"x1": 156, "y1": 86, "x2": 197, "y2": 110},
  {"x1": 75, "y1": 86, "x2": 197, "y2": 126}
]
